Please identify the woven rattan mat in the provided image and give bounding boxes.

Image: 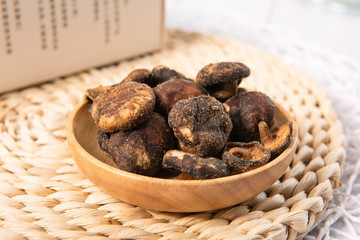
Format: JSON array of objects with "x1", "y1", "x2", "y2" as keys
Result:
[{"x1": 0, "y1": 31, "x2": 345, "y2": 240}]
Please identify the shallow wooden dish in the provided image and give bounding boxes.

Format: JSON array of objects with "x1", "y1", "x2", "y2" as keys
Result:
[{"x1": 67, "y1": 101, "x2": 298, "y2": 212}]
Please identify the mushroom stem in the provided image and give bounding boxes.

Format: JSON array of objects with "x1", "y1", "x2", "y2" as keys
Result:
[
  {"x1": 206, "y1": 80, "x2": 239, "y2": 101},
  {"x1": 258, "y1": 121, "x2": 273, "y2": 143}
]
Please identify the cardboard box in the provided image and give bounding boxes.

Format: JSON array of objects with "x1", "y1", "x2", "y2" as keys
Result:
[{"x1": 0, "y1": 0, "x2": 164, "y2": 93}]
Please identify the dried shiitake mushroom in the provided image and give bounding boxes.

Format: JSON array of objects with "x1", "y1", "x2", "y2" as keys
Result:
[
  {"x1": 222, "y1": 142, "x2": 271, "y2": 173},
  {"x1": 163, "y1": 150, "x2": 230, "y2": 179},
  {"x1": 87, "y1": 62, "x2": 293, "y2": 180},
  {"x1": 258, "y1": 121, "x2": 293, "y2": 159},
  {"x1": 98, "y1": 112, "x2": 175, "y2": 176},
  {"x1": 153, "y1": 78, "x2": 207, "y2": 115},
  {"x1": 225, "y1": 91, "x2": 275, "y2": 142},
  {"x1": 97, "y1": 130, "x2": 110, "y2": 154},
  {"x1": 168, "y1": 95, "x2": 233, "y2": 156},
  {"x1": 92, "y1": 81, "x2": 155, "y2": 132},
  {"x1": 196, "y1": 62, "x2": 250, "y2": 101},
  {"x1": 122, "y1": 68, "x2": 152, "y2": 84},
  {"x1": 151, "y1": 65, "x2": 187, "y2": 87}
]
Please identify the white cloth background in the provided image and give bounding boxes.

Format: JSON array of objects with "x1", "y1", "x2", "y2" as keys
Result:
[{"x1": 166, "y1": 0, "x2": 360, "y2": 239}]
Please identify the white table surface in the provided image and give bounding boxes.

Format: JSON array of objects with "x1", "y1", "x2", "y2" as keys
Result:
[{"x1": 166, "y1": 1, "x2": 360, "y2": 239}]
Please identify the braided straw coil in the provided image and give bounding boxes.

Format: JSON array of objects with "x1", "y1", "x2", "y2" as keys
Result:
[{"x1": 0, "y1": 31, "x2": 345, "y2": 240}]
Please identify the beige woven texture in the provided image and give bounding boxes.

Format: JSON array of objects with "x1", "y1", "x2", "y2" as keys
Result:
[{"x1": 0, "y1": 31, "x2": 346, "y2": 240}]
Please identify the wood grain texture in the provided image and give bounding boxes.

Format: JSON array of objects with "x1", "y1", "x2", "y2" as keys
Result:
[{"x1": 66, "y1": 101, "x2": 298, "y2": 212}]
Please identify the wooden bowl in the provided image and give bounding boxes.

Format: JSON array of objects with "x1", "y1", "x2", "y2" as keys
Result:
[{"x1": 66, "y1": 101, "x2": 298, "y2": 212}]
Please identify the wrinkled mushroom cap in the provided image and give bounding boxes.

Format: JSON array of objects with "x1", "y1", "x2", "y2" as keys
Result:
[
  {"x1": 92, "y1": 81, "x2": 155, "y2": 132},
  {"x1": 225, "y1": 91, "x2": 275, "y2": 142},
  {"x1": 97, "y1": 130, "x2": 110, "y2": 154},
  {"x1": 196, "y1": 62, "x2": 250, "y2": 87},
  {"x1": 222, "y1": 141, "x2": 271, "y2": 173},
  {"x1": 99, "y1": 112, "x2": 175, "y2": 176},
  {"x1": 153, "y1": 78, "x2": 207, "y2": 115},
  {"x1": 151, "y1": 65, "x2": 187, "y2": 87},
  {"x1": 122, "y1": 68, "x2": 152, "y2": 84},
  {"x1": 168, "y1": 95, "x2": 233, "y2": 156},
  {"x1": 258, "y1": 121, "x2": 293, "y2": 159},
  {"x1": 163, "y1": 150, "x2": 230, "y2": 179},
  {"x1": 195, "y1": 62, "x2": 250, "y2": 101}
]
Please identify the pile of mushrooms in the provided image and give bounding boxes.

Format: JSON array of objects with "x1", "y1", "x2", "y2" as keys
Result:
[{"x1": 85, "y1": 62, "x2": 293, "y2": 179}]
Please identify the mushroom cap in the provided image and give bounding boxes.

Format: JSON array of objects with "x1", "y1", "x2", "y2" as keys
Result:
[
  {"x1": 105, "y1": 112, "x2": 175, "y2": 176},
  {"x1": 225, "y1": 91, "x2": 275, "y2": 142},
  {"x1": 97, "y1": 130, "x2": 110, "y2": 154},
  {"x1": 163, "y1": 150, "x2": 230, "y2": 179},
  {"x1": 168, "y1": 95, "x2": 233, "y2": 156},
  {"x1": 151, "y1": 65, "x2": 187, "y2": 87},
  {"x1": 122, "y1": 68, "x2": 152, "y2": 84},
  {"x1": 153, "y1": 78, "x2": 207, "y2": 115},
  {"x1": 196, "y1": 62, "x2": 250, "y2": 87},
  {"x1": 222, "y1": 141, "x2": 271, "y2": 173},
  {"x1": 92, "y1": 81, "x2": 155, "y2": 132}
]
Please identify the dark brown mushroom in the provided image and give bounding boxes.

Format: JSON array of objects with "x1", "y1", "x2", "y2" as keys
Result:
[
  {"x1": 222, "y1": 142, "x2": 271, "y2": 173},
  {"x1": 162, "y1": 150, "x2": 230, "y2": 179},
  {"x1": 237, "y1": 87, "x2": 248, "y2": 94},
  {"x1": 122, "y1": 68, "x2": 152, "y2": 84},
  {"x1": 97, "y1": 130, "x2": 110, "y2": 154},
  {"x1": 84, "y1": 85, "x2": 115, "y2": 102},
  {"x1": 92, "y1": 81, "x2": 155, "y2": 132},
  {"x1": 196, "y1": 62, "x2": 250, "y2": 101},
  {"x1": 168, "y1": 95, "x2": 233, "y2": 156},
  {"x1": 225, "y1": 91, "x2": 275, "y2": 142},
  {"x1": 258, "y1": 121, "x2": 293, "y2": 159},
  {"x1": 150, "y1": 65, "x2": 187, "y2": 87},
  {"x1": 153, "y1": 78, "x2": 207, "y2": 115},
  {"x1": 98, "y1": 112, "x2": 175, "y2": 176}
]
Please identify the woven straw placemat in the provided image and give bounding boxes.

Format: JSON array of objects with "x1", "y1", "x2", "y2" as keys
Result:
[{"x1": 0, "y1": 31, "x2": 345, "y2": 240}]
